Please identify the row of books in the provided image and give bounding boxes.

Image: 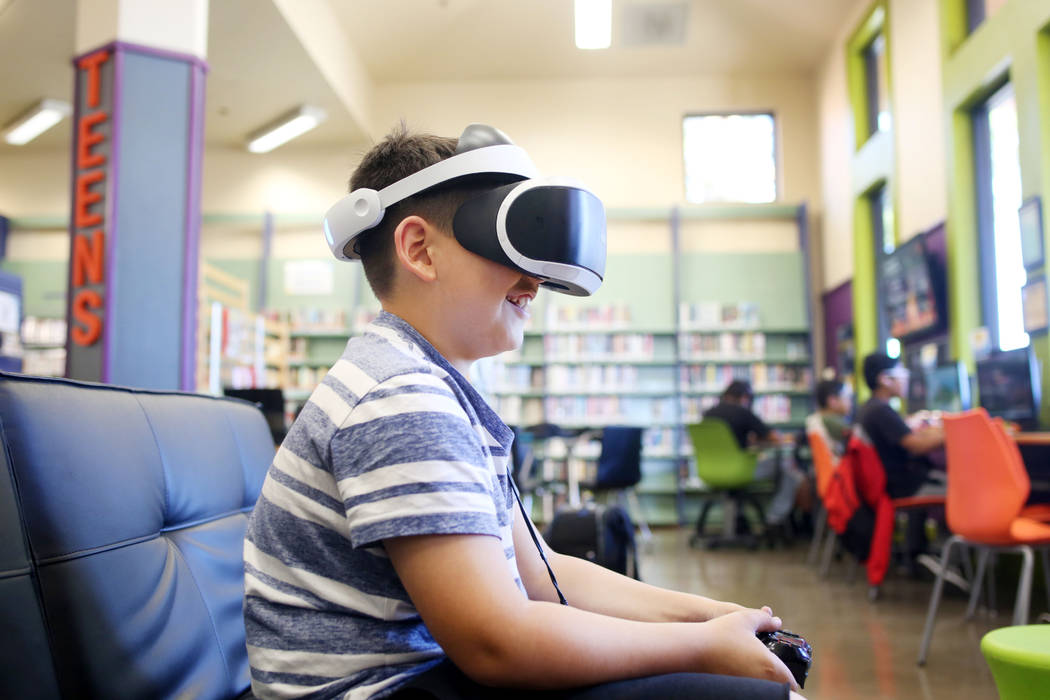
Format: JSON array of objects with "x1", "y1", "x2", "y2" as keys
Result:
[
  {"x1": 493, "y1": 364, "x2": 645, "y2": 392},
  {"x1": 680, "y1": 394, "x2": 797, "y2": 424},
  {"x1": 678, "y1": 364, "x2": 813, "y2": 391},
  {"x1": 678, "y1": 301, "x2": 761, "y2": 329},
  {"x1": 543, "y1": 333, "x2": 657, "y2": 360},
  {"x1": 22, "y1": 316, "x2": 66, "y2": 346},
  {"x1": 285, "y1": 308, "x2": 350, "y2": 332},
  {"x1": 23, "y1": 347, "x2": 65, "y2": 376},
  {"x1": 545, "y1": 302, "x2": 634, "y2": 329},
  {"x1": 678, "y1": 331, "x2": 767, "y2": 357}
]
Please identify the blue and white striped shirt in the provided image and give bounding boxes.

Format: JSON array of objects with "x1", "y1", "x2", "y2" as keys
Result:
[{"x1": 244, "y1": 311, "x2": 523, "y2": 699}]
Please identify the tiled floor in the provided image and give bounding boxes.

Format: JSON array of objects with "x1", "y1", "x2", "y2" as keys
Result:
[{"x1": 638, "y1": 528, "x2": 1027, "y2": 700}]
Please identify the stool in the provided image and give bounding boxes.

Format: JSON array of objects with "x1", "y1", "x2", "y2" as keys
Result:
[{"x1": 980, "y1": 625, "x2": 1050, "y2": 699}]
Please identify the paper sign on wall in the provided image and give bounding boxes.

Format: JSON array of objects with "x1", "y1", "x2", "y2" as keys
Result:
[{"x1": 284, "y1": 260, "x2": 334, "y2": 296}]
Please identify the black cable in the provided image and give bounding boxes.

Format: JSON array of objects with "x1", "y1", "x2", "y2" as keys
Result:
[{"x1": 511, "y1": 477, "x2": 568, "y2": 606}]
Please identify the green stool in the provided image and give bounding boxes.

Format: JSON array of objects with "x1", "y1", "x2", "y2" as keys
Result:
[{"x1": 981, "y1": 625, "x2": 1050, "y2": 700}]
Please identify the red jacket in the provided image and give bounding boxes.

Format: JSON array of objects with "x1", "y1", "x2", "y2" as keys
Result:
[{"x1": 824, "y1": 435, "x2": 895, "y2": 586}]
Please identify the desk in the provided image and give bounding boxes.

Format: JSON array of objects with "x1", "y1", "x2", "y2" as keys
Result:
[
  {"x1": 1014, "y1": 432, "x2": 1050, "y2": 446},
  {"x1": 1015, "y1": 433, "x2": 1050, "y2": 504}
]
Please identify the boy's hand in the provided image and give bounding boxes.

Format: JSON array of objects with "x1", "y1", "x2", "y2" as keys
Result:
[
  {"x1": 704, "y1": 600, "x2": 777, "y2": 621},
  {"x1": 695, "y1": 609, "x2": 800, "y2": 691}
]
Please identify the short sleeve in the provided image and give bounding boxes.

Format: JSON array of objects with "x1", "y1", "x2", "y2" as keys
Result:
[
  {"x1": 869, "y1": 402, "x2": 911, "y2": 448},
  {"x1": 329, "y1": 373, "x2": 502, "y2": 549}
]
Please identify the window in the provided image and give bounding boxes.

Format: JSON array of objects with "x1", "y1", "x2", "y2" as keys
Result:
[
  {"x1": 973, "y1": 82, "x2": 1028, "y2": 351},
  {"x1": 871, "y1": 184, "x2": 895, "y2": 345},
  {"x1": 966, "y1": 0, "x2": 1008, "y2": 34},
  {"x1": 863, "y1": 33, "x2": 892, "y2": 137},
  {"x1": 682, "y1": 113, "x2": 776, "y2": 203}
]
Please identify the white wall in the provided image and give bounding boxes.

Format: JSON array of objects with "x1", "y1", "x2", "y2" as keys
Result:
[{"x1": 372, "y1": 76, "x2": 821, "y2": 212}]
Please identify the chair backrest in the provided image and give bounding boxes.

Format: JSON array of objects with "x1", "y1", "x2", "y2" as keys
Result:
[
  {"x1": 943, "y1": 408, "x2": 1030, "y2": 541},
  {"x1": 595, "y1": 426, "x2": 644, "y2": 490},
  {"x1": 687, "y1": 419, "x2": 757, "y2": 489},
  {"x1": 807, "y1": 429, "x2": 838, "y2": 499},
  {"x1": 0, "y1": 373, "x2": 272, "y2": 699}
]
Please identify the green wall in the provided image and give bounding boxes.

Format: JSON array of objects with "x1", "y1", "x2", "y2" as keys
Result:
[{"x1": 940, "y1": 0, "x2": 1050, "y2": 422}]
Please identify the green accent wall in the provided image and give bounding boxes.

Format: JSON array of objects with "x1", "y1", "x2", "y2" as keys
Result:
[
  {"x1": 0, "y1": 260, "x2": 66, "y2": 318},
  {"x1": 940, "y1": 0, "x2": 1050, "y2": 423},
  {"x1": 846, "y1": 0, "x2": 896, "y2": 400}
]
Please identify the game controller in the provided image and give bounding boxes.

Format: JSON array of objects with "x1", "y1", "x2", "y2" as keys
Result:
[{"x1": 757, "y1": 630, "x2": 812, "y2": 689}]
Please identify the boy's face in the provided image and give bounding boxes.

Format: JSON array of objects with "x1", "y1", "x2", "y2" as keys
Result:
[
  {"x1": 435, "y1": 232, "x2": 541, "y2": 362},
  {"x1": 826, "y1": 392, "x2": 849, "y2": 415},
  {"x1": 879, "y1": 366, "x2": 909, "y2": 398}
]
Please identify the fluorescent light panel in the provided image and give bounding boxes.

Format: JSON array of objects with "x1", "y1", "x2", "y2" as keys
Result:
[
  {"x1": 575, "y1": 0, "x2": 611, "y2": 50},
  {"x1": 3, "y1": 99, "x2": 72, "y2": 146},
  {"x1": 247, "y1": 105, "x2": 327, "y2": 154}
]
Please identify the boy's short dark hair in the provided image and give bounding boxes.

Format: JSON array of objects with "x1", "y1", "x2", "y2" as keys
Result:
[
  {"x1": 816, "y1": 379, "x2": 844, "y2": 408},
  {"x1": 348, "y1": 123, "x2": 510, "y2": 298},
  {"x1": 863, "y1": 352, "x2": 898, "y2": 390},
  {"x1": 722, "y1": 380, "x2": 753, "y2": 402}
]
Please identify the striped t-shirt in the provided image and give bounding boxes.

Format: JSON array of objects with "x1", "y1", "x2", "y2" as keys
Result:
[{"x1": 243, "y1": 311, "x2": 523, "y2": 699}]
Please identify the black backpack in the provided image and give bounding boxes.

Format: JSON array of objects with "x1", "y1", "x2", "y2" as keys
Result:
[{"x1": 544, "y1": 503, "x2": 639, "y2": 579}]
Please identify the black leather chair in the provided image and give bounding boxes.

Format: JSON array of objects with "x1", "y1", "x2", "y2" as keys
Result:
[{"x1": 0, "y1": 372, "x2": 272, "y2": 699}]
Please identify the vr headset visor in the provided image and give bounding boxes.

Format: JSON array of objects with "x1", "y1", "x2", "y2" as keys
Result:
[{"x1": 323, "y1": 124, "x2": 606, "y2": 296}]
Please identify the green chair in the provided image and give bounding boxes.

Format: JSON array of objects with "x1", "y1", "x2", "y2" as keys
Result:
[
  {"x1": 981, "y1": 625, "x2": 1050, "y2": 699},
  {"x1": 687, "y1": 419, "x2": 768, "y2": 549}
]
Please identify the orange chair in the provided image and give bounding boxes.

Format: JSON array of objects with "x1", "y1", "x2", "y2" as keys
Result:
[
  {"x1": 806, "y1": 429, "x2": 841, "y2": 574},
  {"x1": 917, "y1": 409, "x2": 1050, "y2": 665}
]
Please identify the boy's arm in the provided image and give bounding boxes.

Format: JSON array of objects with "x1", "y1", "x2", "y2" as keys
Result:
[
  {"x1": 512, "y1": 511, "x2": 756, "y2": 622},
  {"x1": 385, "y1": 531, "x2": 798, "y2": 690}
]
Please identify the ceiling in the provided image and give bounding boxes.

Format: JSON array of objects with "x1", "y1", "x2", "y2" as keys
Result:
[{"x1": 0, "y1": 0, "x2": 860, "y2": 154}]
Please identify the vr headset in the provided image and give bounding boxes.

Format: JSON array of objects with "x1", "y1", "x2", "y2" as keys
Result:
[{"x1": 323, "y1": 124, "x2": 606, "y2": 296}]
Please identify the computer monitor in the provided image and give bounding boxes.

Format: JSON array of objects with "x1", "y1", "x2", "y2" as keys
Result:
[
  {"x1": 924, "y1": 361, "x2": 971, "y2": 413},
  {"x1": 976, "y1": 348, "x2": 1042, "y2": 430},
  {"x1": 223, "y1": 387, "x2": 287, "y2": 445}
]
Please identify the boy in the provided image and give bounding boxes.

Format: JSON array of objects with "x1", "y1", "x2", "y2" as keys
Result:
[
  {"x1": 805, "y1": 379, "x2": 851, "y2": 456},
  {"x1": 243, "y1": 124, "x2": 803, "y2": 699},
  {"x1": 856, "y1": 352, "x2": 945, "y2": 575},
  {"x1": 704, "y1": 380, "x2": 805, "y2": 531}
]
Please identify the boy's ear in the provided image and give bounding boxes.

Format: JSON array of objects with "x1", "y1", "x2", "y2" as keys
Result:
[{"x1": 392, "y1": 215, "x2": 438, "y2": 283}]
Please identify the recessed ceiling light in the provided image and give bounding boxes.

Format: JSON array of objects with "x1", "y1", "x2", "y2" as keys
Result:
[
  {"x1": 246, "y1": 105, "x2": 327, "y2": 154},
  {"x1": 3, "y1": 99, "x2": 72, "y2": 146}
]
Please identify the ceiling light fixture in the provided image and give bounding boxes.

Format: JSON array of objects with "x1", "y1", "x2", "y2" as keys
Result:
[
  {"x1": 246, "y1": 105, "x2": 327, "y2": 154},
  {"x1": 3, "y1": 99, "x2": 72, "y2": 146},
  {"x1": 575, "y1": 0, "x2": 612, "y2": 50}
]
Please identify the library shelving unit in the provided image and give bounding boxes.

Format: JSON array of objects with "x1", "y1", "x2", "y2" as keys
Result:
[
  {"x1": 20, "y1": 316, "x2": 67, "y2": 376},
  {"x1": 487, "y1": 203, "x2": 816, "y2": 526},
  {"x1": 285, "y1": 308, "x2": 376, "y2": 403},
  {"x1": 196, "y1": 262, "x2": 290, "y2": 396}
]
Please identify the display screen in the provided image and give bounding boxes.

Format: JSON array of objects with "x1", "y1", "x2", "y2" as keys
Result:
[
  {"x1": 924, "y1": 363, "x2": 970, "y2": 413},
  {"x1": 976, "y1": 348, "x2": 1041, "y2": 429},
  {"x1": 882, "y1": 237, "x2": 940, "y2": 339}
]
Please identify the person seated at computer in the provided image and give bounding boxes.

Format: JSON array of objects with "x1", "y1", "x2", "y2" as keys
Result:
[
  {"x1": 704, "y1": 380, "x2": 805, "y2": 532},
  {"x1": 805, "y1": 379, "x2": 852, "y2": 457},
  {"x1": 856, "y1": 352, "x2": 946, "y2": 575}
]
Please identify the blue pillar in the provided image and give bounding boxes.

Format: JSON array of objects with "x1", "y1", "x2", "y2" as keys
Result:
[{"x1": 65, "y1": 41, "x2": 206, "y2": 391}]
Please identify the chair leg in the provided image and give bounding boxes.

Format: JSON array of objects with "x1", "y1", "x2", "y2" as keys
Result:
[
  {"x1": 695, "y1": 500, "x2": 714, "y2": 538},
  {"x1": 721, "y1": 495, "x2": 738, "y2": 539},
  {"x1": 966, "y1": 547, "x2": 989, "y2": 621},
  {"x1": 918, "y1": 535, "x2": 960, "y2": 666},
  {"x1": 1040, "y1": 548, "x2": 1050, "y2": 608},
  {"x1": 626, "y1": 489, "x2": 652, "y2": 544},
  {"x1": 819, "y1": 528, "x2": 837, "y2": 578},
  {"x1": 1013, "y1": 546, "x2": 1035, "y2": 626},
  {"x1": 987, "y1": 553, "x2": 998, "y2": 615},
  {"x1": 807, "y1": 505, "x2": 826, "y2": 566}
]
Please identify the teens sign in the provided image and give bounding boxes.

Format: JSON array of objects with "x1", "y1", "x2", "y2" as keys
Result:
[{"x1": 67, "y1": 49, "x2": 111, "y2": 378}]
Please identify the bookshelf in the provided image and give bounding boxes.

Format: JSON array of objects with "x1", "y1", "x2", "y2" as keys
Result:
[{"x1": 488, "y1": 205, "x2": 815, "y2": 526}]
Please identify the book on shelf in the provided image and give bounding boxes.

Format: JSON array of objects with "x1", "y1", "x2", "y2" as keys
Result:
[
  {"x1": 679, "y1": 301, "x2": 761, "y2": 330},
  {"x1": 546, "y1": 302, "x2": 633, "y2": 330}
]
